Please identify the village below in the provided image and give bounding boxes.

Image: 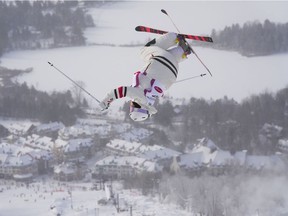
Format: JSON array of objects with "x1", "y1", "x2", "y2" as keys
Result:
[{"x1": 1, "y1": 105, "x2": 288, "y2": 215}]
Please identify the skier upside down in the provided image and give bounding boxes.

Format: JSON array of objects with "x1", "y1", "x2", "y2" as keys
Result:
[{"x1": 99, "y1": 32, "x2": 192, "y2": 121}]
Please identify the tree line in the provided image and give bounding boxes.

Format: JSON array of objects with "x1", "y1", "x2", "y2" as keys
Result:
[
  {"x1": 210, "y1": 19, "x2": 288, "y2": 56},
  {"x1": 150, "y1": 86, "x2": 288, "y2": 155},
  {"x1": 0, "y1": 83, "x2": 84, "y2": 126},
  {"x1": 0, "y1": 1, "x2": 95, "y2": 56}
]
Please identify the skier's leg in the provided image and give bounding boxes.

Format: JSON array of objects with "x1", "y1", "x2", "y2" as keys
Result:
[
  {"x1": 177, "y1": 35, "x2": 192, "y2": 55},
  {"x1": 168, "y1": 46, "x2": 187, "y2": 63},
  {"x1": 155, "y1": 32, "x2": 178, "y2": 49},
  {"x1": 144, "y1": 32, "x2": 178, "y2": 49}
]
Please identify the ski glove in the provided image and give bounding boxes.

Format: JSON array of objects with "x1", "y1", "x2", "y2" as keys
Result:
[{"x1": 99, "y1": 101, "x2": 110, "y2": 111}]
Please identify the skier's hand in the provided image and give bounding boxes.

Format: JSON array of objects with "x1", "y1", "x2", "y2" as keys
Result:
[{"x1": 99, "y1": 101, "x2": 109, "y2": 111}]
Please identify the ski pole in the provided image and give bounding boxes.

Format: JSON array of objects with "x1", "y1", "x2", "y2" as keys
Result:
[
  {"x1": 161, "y1": 9, "x2": 213, "y2": 77},
  {"x1": 48, "y1": 62, "x2": 101, "y2": 104},
  {"x1": 175, "y1": 73, "x2": 206, "y2": 84}
]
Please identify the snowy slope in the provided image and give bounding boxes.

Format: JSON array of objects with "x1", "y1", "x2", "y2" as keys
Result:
[{"x1": 0, "y1": 179, "x2": 191, "y2": 216}]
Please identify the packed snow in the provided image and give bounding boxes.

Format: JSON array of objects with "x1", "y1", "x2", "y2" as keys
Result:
[{"x1": 0, "y1": 178, "x2": 192, "y2": 216}]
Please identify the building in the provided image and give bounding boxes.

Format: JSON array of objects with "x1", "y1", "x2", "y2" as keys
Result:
[
  {"x1": 63, "y1": 138, "x2": 94, "y2": 162},
  {"x1": 54, "y1": 162, "x2": 87, "y2": 181},
  {"x1": 93, "y1": 156, "x2": 158, "y2": 179}
]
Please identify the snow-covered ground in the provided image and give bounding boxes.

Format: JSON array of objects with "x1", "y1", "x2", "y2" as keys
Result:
[{"x1": 0, "y1": 178, "x2": 190, "y2": 216}]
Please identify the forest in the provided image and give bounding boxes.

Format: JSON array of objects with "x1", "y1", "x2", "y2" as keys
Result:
[
  {"x1": 0, "y1": 1, "x2": 95, "y2": 56},
  {"x1": 1, "y1": 1, "x2": 288, "y2": 58},
  {"x1": 210, "y1": 19, "x2": 288, "y2": 56},
  {"x1": 0, "y1": 82, "x2": 84, "y2": 126}
]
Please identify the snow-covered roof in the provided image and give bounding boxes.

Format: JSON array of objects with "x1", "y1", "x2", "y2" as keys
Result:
[
  {"x1": 20, "y1": 148, "x2": 52, "y2": 160},
  {"x1": 6, "y1": 154, "x2": 34, "y2": 167},
  {"x1": 278, "y1": 139, "x2": 288, "y2": 148},
  {"x1": 234, "y1": 150, "x2": 247, "y2": 166},
  {"x1": 140, "y1": 147, "x2": 181, "y2": 161},
  {"x1": 13, "y1": 173, "x2": 33, "y2": 179},
  {"x1": 211, "y1": 150, "x2": 234, "y2": 166},
  {"x1": 76, "y1": 118, "x2": 109, "y2": 126},
  {"x1": 54, "y1": 163, "x2": 76, "y2": 174},
  {"x1": 54, "y1": 139, "x2": 68, "y2": 148},
  {"x1": 36, "y1": 122, "x2": 65, "y2": 133},
  {"x1": 119, "y1": 128, "x2": 153, "y2": 142},
  {"x1": 58, "y1": 123, "x2": 111, "y2": 138},
  {"x1": 135, "y1": 144, "x2": 163, "y2": 154},
  {"x1": 178, "y1": 152, "x2": 204, "y2": 168},
  {"x1": 0, "y1": 142, "x2": 19, "y2": 155},
  {"x1": 64, "y1": 138, "x2": 93, "y2": 153},
  {"x1": 245, "y1": 155, "x2": 285, "y2": 170},
  {"x1": 191, "y1": 145, "x2": 217, "y2": 164},
  {"x1": 24, "y1": 135, "x2": 54, "y2": 151},
  {"x1": 0, "y1": 118, "x2": 38, "y2": 135},
  {"x1": 106, "y1": 139, "x2": 142, "y2": 154}
]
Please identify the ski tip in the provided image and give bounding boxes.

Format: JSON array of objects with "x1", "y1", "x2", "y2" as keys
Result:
[
  {"x1": 135, "y1": 26, "x2": 141, "y2": 31},
  {"x1": 161, "y1": 9, "x2": 168, "y2": 15}
]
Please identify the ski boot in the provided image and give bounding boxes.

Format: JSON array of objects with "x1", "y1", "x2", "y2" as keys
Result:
[{"x1": 176, "y1": 34, "x2": 192, "y2": 56}]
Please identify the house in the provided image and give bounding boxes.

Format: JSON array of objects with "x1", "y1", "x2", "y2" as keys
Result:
[
  {"x1": 93, "y1": 156, "x2": 158, "y2": 179},
  {"x1": 0, "y1": 154, "x2": 37, "y2": 181},
  {"x1": 54, "y1": 162, "x2": 87, "y2": 181},
  {"x1": 63, "y1": 138, "x2": 94, "y2": 162}
]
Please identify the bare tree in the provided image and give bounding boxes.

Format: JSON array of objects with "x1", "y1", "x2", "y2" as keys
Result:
[{"x1": 71, "y1": 80, "x2": 85, "y2": 107}]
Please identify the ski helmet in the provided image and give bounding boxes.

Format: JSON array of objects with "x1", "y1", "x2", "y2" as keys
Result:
[{"x1": 129, "y1": 101, "x2": 150, "y2": 121}]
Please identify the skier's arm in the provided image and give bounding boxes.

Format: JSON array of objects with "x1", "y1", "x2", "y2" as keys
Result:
[{"x1": 99, "y1": 86, "x2": 144, "y2": 110}]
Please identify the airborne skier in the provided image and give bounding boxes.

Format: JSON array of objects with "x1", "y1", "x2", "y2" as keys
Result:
[
  {"x1": 48, "y1": 10, "x2": 212, "y2": 121},
  {"x1": 99, "y1": 32, "x2": 192, "y2": 121}
]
